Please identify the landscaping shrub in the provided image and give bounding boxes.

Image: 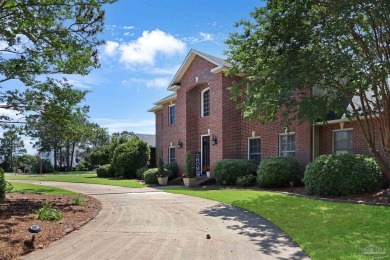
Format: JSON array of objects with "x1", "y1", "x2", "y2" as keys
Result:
[
  {"x1": 236, "y1": 174, "x2": 256, "y2": 187},
  {"x1": 0, "y1": 167, "x2": 13, "y2": 203},
  {"x1": 144, "y1": 168, "x2": 158, "y2": 185},
  {"x1": 31, "y1": 159, "x2": 54, "y2": 174},
  {"x1": 37, "y1": 203, "x2": 63, "y2": 221},
  {"x1": 213, "y1": 159, "x2": 257, "y2": 185},
  {"x1": 136, "y1": 167, "x2": 149, "y2": 180},
  {"x1": 303, "y1": 154, "x2": 383, "y2": 196},
  {"x1": 96, "y1": 164, "x2": 115, "y2": 178},
  {"x1": 257, "y1": 157, "x2": 301, "y2": 188},
  {"x1": 164, "y1": 162, "x2": 178, "y2": 180},
  {"x1": 184, "y1": 151, "x2": 195, "y2": 178},
  {"x1": 112, "y1": 138, "x2": 150, "y2": 179},
  {"x1": 89, "y1": 145, "x2": 111, "y2": 166}
]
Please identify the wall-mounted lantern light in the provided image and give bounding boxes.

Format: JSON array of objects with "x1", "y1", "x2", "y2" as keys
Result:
[
  {"x1": 177, "y1": 139, "x2": 183, "y2": 149},
  {"x1": 211, "y1": 135, "x2": 217, "y2": 146}
]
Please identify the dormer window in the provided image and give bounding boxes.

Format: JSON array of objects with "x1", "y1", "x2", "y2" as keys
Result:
[{"x1": 201, "y1": 88, "x2": 210, "y2": 117}]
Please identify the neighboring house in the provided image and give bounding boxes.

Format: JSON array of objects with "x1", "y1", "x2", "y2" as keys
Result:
[
  {"x1": 44, "y1": 146, "x2": 83, "y2": 169},
  {"x1": 133, "y1": 133, "x2": 156, "y2": 168},
  {"x1": 148, "y1": 49, "x2": 378, "y2": 176}
]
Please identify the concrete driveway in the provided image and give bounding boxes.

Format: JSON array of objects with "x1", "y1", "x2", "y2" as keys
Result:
[{"x1": 18, "y1": 181, "x2": 309, "y2": 260}]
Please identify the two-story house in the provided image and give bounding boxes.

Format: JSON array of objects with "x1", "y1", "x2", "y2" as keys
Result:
[{"x1": 148, "y1": 49, "x2": 380, "y2": 176}]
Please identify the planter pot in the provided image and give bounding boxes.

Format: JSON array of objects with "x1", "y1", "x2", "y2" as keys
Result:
[
  {"x1": 183, "y1": 177, "x2": 197, "y2": 187},
  {"x1": 158, "y1": 176, "x2": 168, "y2": 186},
  {"x1": 206, "y1": 171, "x2": 211, "y2": 178}
]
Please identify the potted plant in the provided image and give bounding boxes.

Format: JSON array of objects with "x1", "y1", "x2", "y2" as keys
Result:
[
  {"x1": 203, "y1": 166, "x2": 211, "y2": 178},
  {"x1": 183, "y1": 151, "x2": 196, "y2": 187},
  {"x1": 156, "y1": 157, "x2": 169, "y2": 186}
]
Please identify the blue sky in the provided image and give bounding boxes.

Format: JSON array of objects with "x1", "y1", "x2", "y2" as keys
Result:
[
  {"x1": 78, "y1": 0, "x2": 262, "y2": 135},
  {"x1": 2, "y1": 1, "x2": 264, "y2": 154}
]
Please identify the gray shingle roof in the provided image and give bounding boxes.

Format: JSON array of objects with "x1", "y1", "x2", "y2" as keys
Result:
[
  {"x1": 193, "y1": 49, "x2": 231, "y2": 68},
  {"x1": 135, "y1": 133, "x2": 156, "y2": 148}
]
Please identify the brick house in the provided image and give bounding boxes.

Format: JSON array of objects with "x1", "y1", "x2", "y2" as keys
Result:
[{"x1": 148, "y1": 49, "x2": 377, "y2": 176}]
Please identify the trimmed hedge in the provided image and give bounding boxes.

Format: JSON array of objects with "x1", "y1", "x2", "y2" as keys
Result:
[
  {"x1": 136, "y1": 167, "x2": 149, "y2": 180},
  {"x1": 257, "y1": 157, "x2": 301, "y2": 188},
  {"x1": 213, "y1": 159, "x2": 257, "y2": 185},
  {"x1": 144, "y1": 168, "x2": 158, "y2": 185},
  {"x1": 164, "y1": 162, "x2": 178, "y2": 180},
  {"x1": 237, "y1": 174, "x2": 256, "y2": 187},
  {"x1": 96, "y1": 164, "x2": 115, "y2": 178},
  {"x1": 303, "y1": 154, "x2": 383, "y2": 196},
  {"x1": 112, "y1": 138, "x2": 150, "y2": 179}
]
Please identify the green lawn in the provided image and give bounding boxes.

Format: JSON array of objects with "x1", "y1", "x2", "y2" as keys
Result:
[
  {"x1": 10, "y1": 182, "x2": 76, "y2": 195},
  {"x1": 7, "y1": 173, "x2": 144, "y2": 188},
  {"x1": 165, "y1": 188, "x2": 389, "y2": 259}
]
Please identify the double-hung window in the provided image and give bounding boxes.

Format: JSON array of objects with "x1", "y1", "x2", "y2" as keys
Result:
[
  {"x1": 168, "y1": 147, "x2": 176, "y2": 163},
  {"x1": 169, "y1": 104, "x2": 175, "y2": 125},
  {"x1": 248, "y1": 138, "x2": 261, "y2": 163},
  {"x1": 201, "y1": 88, "x2": 210, "y2": 117},
  {"x1": 333, "y1": 129, "x2": 353, "y2": 154},
  {"x1": 279, "y1": 134, "x2": 296, "y2": 157}
]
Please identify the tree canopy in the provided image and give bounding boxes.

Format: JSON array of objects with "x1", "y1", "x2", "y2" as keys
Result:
[{"x1": 226, "y1": 0, "x2": 390, "y2": 179}]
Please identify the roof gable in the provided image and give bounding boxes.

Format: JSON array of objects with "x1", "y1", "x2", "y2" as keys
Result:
[{"x1": 167, "y1": 49, "x2": 230, "y2": 91}]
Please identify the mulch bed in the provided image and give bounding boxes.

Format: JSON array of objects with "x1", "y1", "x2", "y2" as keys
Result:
[{"x1": 0, "y1": 193, "x2": 101, "y2": 260}]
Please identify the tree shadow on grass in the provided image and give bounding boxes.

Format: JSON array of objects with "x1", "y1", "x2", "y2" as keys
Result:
[{"x1": 199, "y1": 200, "x2": 308, "y2": 260}]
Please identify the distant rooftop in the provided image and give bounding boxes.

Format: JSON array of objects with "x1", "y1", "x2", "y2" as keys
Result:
[{"x1": 135, "y1": 133, "x2": 156, "y2": 148}]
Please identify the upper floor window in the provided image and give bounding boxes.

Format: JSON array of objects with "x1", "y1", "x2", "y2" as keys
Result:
[
  {"x1": 169, "y1": 104, "x2": 175, "y2": 125},
  {"x1": 201, "y1": 88, "x2": 210, "y2": 117},
  {"x1": 279, "y1": 133, "x2": 296, "y2": 157},
  {"x1": 168, "y1": 147, "x2": 176, "y2": 163},
  {"x1": 333, "y1": 129, "x2": 353, "y2": 154},
  {"x1": 248, "y1": 137, "x2": 261, "y2": 163}
]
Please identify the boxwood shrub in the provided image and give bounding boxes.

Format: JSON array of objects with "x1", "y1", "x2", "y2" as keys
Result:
[
  {"x1": 144, "y1": 168, "x2": 158, "y2": 185},
  {"x1": 257, "y1": 157, "x2": 301, "y2": 188},
  {"x1": 213, "y1": 159, "x2": 257, "y2": 185},
  {"x1": 136, "y1": 167, "x2": 149, "y2": 180},
  {"x1": 96, "y1": 164, "x2": 115, "y2": 178},
  {"x1": 303, "y1": 154, "x2": 383, "y2": 196},
  {"x1": 164, "y1": 162, "x2": 178, "y2": 180},
  {"x1": 0, "y1": 167, "x2": 13, "y2": 203}
]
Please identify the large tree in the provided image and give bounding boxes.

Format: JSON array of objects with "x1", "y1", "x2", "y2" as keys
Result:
[
  {"x1": 0, "y1": 0, "x2": 115, "y2": 123},
  {"x1": 0, "y1": 129, "x2": 26, "y2": 171},
  {"x1": 226, "y1": 1, "x2": 390, "y2": 180}
]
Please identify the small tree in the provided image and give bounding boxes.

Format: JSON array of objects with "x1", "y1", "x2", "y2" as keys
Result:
[
  {"x1": 112, "y1": 138, "x2": 150, "y2": 179},
  {"x1": 184, "y1": 151, "x2": 195, "y2": 178},
  {"x1": 157, "y1": 157, "x2": 168, "y2": 177},
  {"x1": 89, "y1": 145, "x2": 111, "y2": 166}
]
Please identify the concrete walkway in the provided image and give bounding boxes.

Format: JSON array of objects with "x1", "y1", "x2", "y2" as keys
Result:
[{"x1": 18, "y1": 181, "x2": 309, "y2": 260}]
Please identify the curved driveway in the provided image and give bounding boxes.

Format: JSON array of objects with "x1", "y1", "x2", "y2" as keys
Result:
[{"x1": 19, "y1": 181, "x2": 308, "y2": 260}]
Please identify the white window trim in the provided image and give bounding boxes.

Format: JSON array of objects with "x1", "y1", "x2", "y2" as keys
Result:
[
  {"x1": 332, "y1": 128, "x2": 353, "y2": 154},
  {"x1": 279, "y1": 132, "x2": 296, "y2": 157},
  {"x1": 168, "y1": 104, "x2": 175, "y2": 125},
  {"x1": 168, "y1": 145, "x2": 175, "y2": 162},
  {"x1": 247, "y1": 137, "x2": 261, "y2": 160},
  {"x1": 201, "y1": 87, "x2": 210, "y2": 117}
]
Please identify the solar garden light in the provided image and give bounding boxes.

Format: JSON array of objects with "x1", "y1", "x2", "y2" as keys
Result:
[{"x1": 28, "y1": 225, "x2": 41, "y2": 244}]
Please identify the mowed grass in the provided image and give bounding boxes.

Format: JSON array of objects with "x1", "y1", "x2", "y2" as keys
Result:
[
  {"x1": 165, "y1": 188, "x2": 389, "y2": 259},
  {"x1": 7, "y1": 173, "x2": 144, "y2": 188},
  {"x1": 10, "y1": 182, "x2": 76, "y2": 195}
]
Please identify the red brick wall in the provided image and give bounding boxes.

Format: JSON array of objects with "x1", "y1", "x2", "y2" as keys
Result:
[{"x1": 318, "y1": 120, "x2": 383, "y2": 157}]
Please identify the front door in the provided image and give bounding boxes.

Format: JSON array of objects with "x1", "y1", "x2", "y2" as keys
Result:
[{"x1": 202, "y1": 135, "x2": 210, "y2": 175}]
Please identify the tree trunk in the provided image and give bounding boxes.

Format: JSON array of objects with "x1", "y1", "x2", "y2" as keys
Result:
[
  {"x1": 66, "y1": 141, "x2": 70, "y2": 172},
  {"x1": 70, "y1": 141, "x2": 76, "y2": 170},
  {"x1": 53, "y1": 138, "x2": 58, "y2": 171}
]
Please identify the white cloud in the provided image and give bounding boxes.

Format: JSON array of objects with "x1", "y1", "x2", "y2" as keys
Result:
[
  {"x1": 182, "y1": 32, "x2": 215, "y2": 44},
  {"x1": 122, "y1": 77, "x2": 169, "y2": 89},
  {"x1": 0, "y1": 107, "x2": 24, "y2": 122},
  {"x1": 118, "y1": 29, "x2": 186, "y2": 66},
  {"x1": 93, "y1": 118, "x2": 155, "y2": 134},
  {"x1": 199, "y1": 32, "x2": 214, "y2": 41},
  {"x1": 103, "y1": 41, "x2": 119, "y2": 56},
  {"x1": 123, "y1": 26, "x2": 135, "y2": 30}
]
